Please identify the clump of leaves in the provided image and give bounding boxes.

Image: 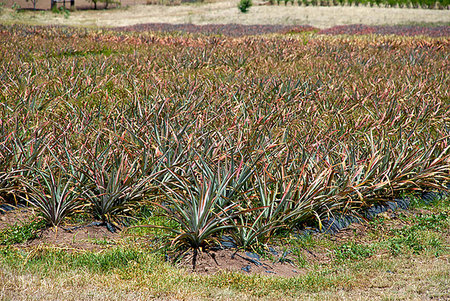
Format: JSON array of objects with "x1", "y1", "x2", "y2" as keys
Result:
[
  {"x1": 76, "y1": 132, "x2": 153, "y2": 231},
  {"x1": 231, "y1": 174, "x2": 292, "y2": 250},
  {"x1": 132, "y1": 164, "x2": 242, "y2": 269},
  {"x1": 20, "y1": 166, "x2": 81, "y2": 228}
]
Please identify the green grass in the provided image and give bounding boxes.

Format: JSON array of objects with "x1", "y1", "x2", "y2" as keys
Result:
[
  {"x1": 1, "y1": 196, "x2": 447, "y2": 299},
  {"x1": 0, "y1": 245, "x2": 351, "y2": 298},
  {"x1": 0, "y1": 219, "x2": 45, "y2": 245},
  {"x1": 385, "y1": 211, "x2": 449, "y2": 256},
  {"x1": 334, "y1": 242, "x2": 376, "y2": 261},
  {"x1": 288, "y1": 195, "x2": 450, "y2": 265}
]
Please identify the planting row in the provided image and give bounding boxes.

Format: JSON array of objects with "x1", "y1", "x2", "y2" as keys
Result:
[
  {"x1": 269, "y1": 0, "x2": 449, "y2": 9},
  {"x1": 0, "y1": 25, "x2": 449, "y2": 256},
  {"x1": 115, "y1": 23, "x2": 450, "y2": 38},
  {"x1": 318, "y1": 25, "x2": 450, "y2": 37},
  {"x1": 114, "y1": 23, "x2": 316, "y2": 37}
]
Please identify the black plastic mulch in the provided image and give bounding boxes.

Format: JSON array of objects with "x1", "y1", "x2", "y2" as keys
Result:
[
  {"x1": 0, "y1": 203, "x2": 25, "y2": 214},
  {"x1": 311, "y1": 184, "x2": 450, "y2": 236}
]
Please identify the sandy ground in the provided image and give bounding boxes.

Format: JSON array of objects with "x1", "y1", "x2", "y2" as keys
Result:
[{"x1": 0, "y1": 0, "x2": 449, "y2": 29}]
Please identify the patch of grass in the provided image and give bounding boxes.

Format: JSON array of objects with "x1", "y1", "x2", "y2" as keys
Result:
[
  {"x1": 0, "y1": 246, "x2": 26, "y2": 266},
  {"x1": 367, "y1": 199, "x2": 450, "y2": 257},
  {"x1": 409, "y1": 191, "x2": 449, "y2": 210},
  {"x1": 0, "y1": 219, "x2": 45, "y2": 245},
  {"x1": 413, "y1": 211, "x2": 449, "y2": 232},
  {"x1": 0, "y1": 245, "x2": 149, "y2": 274},
  {"x1": 292, "y1": 232, "x2": 316, "y2": 249},
  {"x1": 334, "y1": 242, "x2": 376, "y2": 262},
  {"x1": 386, "y1": 222, "x2": 448, "y2": 256},
  {"x1": 290, "y1": 232, "x2": 337, "y2": 250},
  {"x1": 205, "y1": 269, "x2": 351, "y2": 296},
  {"x1": 290, "y1": 233, "x2": 320, "y2": 267},
  {"x1": 293, "y1": 252, "x2": 309, "y2": 268},
  {"x1": 72, "y1": 248, "x2": 144, "y2": 273},
  {"x1": 423, "y1": 194, "x2": 450, "y2": 212},
  {"x1": 126, "y1": 206, "x2": 180, "y2": 238},
  {"x1": 0, "y1": 245, "x2": 350, "y2": 298}
]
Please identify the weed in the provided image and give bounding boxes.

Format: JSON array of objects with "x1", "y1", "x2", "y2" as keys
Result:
[
  {"x1": 0, "y1": 219, "x2": 45, "y2": 245},
  {"x1": 384, "y1": 211, "x2": 449, "y2": 256},
  {"x1": 11, "y1": 2, "x2": 20, "y2": 10},
  {"x1": 72, "y1": 248, "x2": 143, "y2": 273},
  {"x1": 334, "y1": 242, "x2": 375, "y2": 261}
]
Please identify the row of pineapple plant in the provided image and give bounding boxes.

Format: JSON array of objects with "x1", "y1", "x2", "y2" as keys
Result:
[
  {"x1": 1, "y1": 25, "x2": 449, "y2": 262},
  {"x1": 270, "y1": 0, "x2": 449, "y2": 9}
]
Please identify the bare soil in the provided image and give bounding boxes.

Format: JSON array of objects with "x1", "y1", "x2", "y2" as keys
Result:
[
  {"x1": 1, "y1": 0, "x2": 449, "y2": 29},
  {"x1": 0, "y1": 208, "x2": 36, "y2": 231},
  {"x1": 23, "y1": 225, "x2": 121, "y2": 251},
  {"x1": 1, "y1": 209, "x2": 120, "y2": 251},
  {"x1": 178, "y1": 248, "x2": 302, "y2": 277}
]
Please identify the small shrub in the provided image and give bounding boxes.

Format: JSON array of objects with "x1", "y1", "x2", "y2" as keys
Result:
[
  {"x1": 238, "y1": 0, "x2": 252, "y2": 12},
  {"x1": 11, "y1": 2, "x2": 21, "y2": 10},
  {"x1": 52, "y1": 6, "x2": 71, "y2": 19}
]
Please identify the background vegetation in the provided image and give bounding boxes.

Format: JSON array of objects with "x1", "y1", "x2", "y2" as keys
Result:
[{"x1": 269, "y1": 0, "x2": 449, "y2": 9}]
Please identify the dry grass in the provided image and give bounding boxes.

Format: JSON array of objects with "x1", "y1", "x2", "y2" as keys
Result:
[{"x1": 0, "y1": 252, "x2": 448, "y2": 300}]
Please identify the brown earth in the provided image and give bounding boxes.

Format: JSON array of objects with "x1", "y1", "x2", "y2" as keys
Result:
[
  {"x1": 0, "y1": 208, "x2": 37, "y2": 231},
  {"x1": 178, "y1": 248, "x2": 303, "y2": 277},
  {"x1": 22, "y1": 225, "x2": 121, "y2": 251},
  {"x1": 0, "y1": 208, "x2": 120, "y2": 251}
]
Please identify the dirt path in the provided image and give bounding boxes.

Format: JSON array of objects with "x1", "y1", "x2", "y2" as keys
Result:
[{"x1": 1, "y1": 0, "x2": 449, "y2": 29}]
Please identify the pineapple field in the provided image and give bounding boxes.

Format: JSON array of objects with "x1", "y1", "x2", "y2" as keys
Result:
[{"x1": 0, "y1": 24, "x2": 449, "y2": 300}]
